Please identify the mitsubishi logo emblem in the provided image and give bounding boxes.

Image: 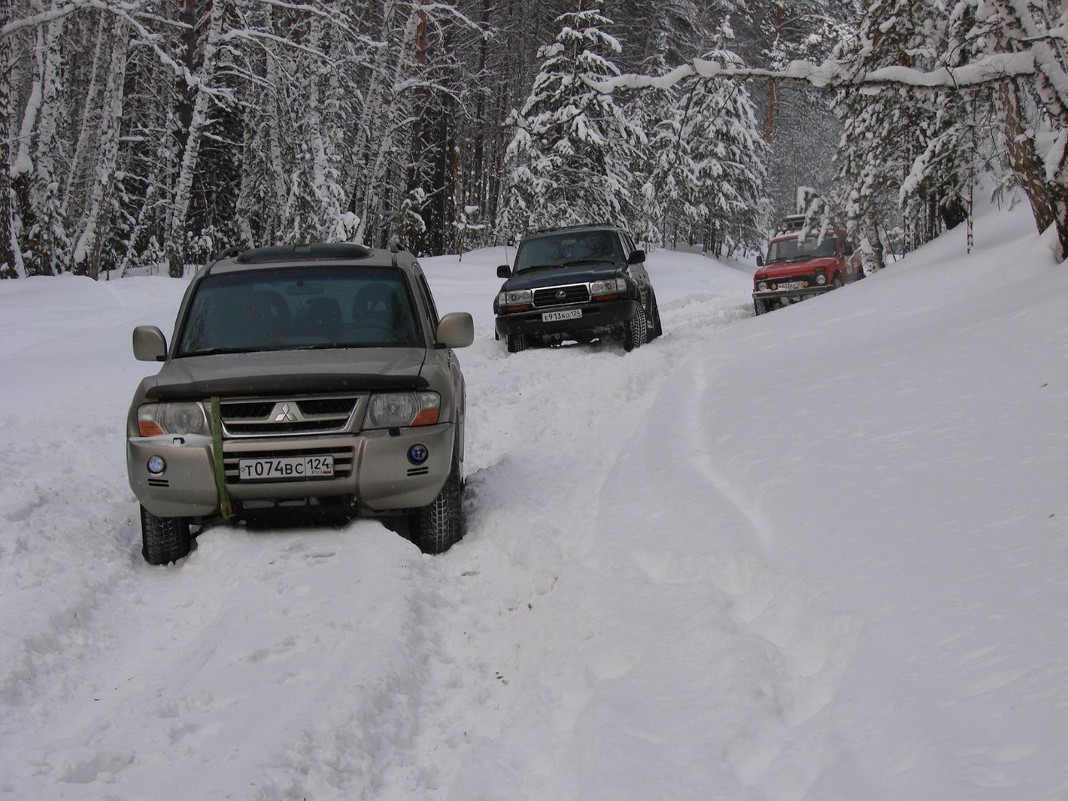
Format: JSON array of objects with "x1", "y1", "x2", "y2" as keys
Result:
[{"x1": 273, "y1": 402, "x2": 298, "y2": 423}]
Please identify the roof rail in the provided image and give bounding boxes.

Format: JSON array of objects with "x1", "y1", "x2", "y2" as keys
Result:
[{"x1": 234, "y1": 243, "x2": 373, "y2": 264}]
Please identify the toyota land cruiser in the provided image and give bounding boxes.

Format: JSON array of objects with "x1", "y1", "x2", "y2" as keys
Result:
[{"x1": 493, "y1": 224, "x2": 662, "y2": 352}]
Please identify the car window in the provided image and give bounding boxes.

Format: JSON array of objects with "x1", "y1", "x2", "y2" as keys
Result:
[
  {"x1": 415, "y1": 271, "x2": 440, "y2": 332},
  {"x1": 175, "y1": 266, "x2": 422, "y2": 355},
  {"x1": 767, "y1": 236, "x2": 837, "y2": 262}
]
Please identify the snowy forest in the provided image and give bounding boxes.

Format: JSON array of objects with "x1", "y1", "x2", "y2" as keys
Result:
[{"x1": 2, "y1": 0, "x2": 1067, "y2": 280}]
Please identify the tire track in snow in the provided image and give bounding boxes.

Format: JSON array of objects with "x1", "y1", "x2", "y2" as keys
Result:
[{"x1": 531, "y1": 310, "x2": 867, "y2": 798}]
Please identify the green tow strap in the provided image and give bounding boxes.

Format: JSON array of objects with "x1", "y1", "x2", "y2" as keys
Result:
[{"x1": 210, "y1": 396, "x2": 233, "y2": 519}]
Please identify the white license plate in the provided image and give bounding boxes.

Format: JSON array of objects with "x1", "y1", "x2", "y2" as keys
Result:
[
  {"x1": 776, "y1": 281, "x2": 805, "y2": 291},
  {"x1": 542, "y1": 309, "x2": 582, "y2": 322},
  {"x1": 238, "y1": 455, "x2": 334, "y2": 480}
]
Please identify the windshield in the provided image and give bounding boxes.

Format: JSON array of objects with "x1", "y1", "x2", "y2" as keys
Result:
[
  {"x1": 175, "y1": 266, "x2": 421, "y2": 356},
  {"x1": 766, "y1": 236, "x2": 838, "y2": 263},
  {"x1": 514, "y1": 231, "x2": 623, "y2": 272}
]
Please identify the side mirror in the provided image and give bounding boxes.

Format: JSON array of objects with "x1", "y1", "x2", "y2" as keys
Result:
[
  {"x1": 133, "y1": 325, "x2": 167, "y2": 361},
  {"x1": 756, "y1": 254, "x2": 764, "y2": 266},
  {"x1": 436, "y1": 312, "x2": 474, "y2": 349},
  {"x1": 627, "y1": 249, "x2": 646, "y2": 265},
  {"x1": 496, "y1": 264, "x2": 511, "y2": 278}
]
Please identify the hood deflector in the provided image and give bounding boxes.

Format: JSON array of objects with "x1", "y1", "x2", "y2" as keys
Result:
[{"x1": 146, "y1": 373, "x2": 428, "y2": 401}]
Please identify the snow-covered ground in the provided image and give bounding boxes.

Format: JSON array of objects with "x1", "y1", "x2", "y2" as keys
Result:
[{"x1": 1, "y1": 203, "x2": 1066, "y2": 801}]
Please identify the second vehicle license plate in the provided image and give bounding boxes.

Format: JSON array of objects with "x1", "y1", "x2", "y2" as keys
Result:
[
  {"x1": 238, "y1": 455, "x2": 334, "y2": 480},
  {"x1": 542, "y1": 309, "x2": 582, "y2": 322},
  {"x1": 777, "y1": 281, "x2": 804, "y2": 291}
]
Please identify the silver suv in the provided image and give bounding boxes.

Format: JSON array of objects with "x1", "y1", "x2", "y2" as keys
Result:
[{"x1": 126, "y1": 243, "x2": 473, "y2": 564}]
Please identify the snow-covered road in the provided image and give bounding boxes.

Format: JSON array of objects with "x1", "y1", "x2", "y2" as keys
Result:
[{"x1": 3, "y1": 210, "x2": 1067, "y2": 800}]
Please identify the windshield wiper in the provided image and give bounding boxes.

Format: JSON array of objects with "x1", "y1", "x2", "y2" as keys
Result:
[
  {"x1": 177, "y1": 346, "x2": 255, "y2": 357},
  {"x1": 562, "y1": 258, "x2": 613, "y2": 267}
]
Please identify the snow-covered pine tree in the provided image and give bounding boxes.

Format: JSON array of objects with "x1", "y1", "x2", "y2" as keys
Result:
[
  {"x1": 643, "y1": 83, "x2": 701, "y2": 248},
  {"x1": 888, "y1": 0, "x2": 985, "y2": 250},
  {"x1": 832, "y1": 0, "x2": 986, "y2": 268},
  {"x1": 727, "y1": 0, "x2": 856, "y2": 221},
  {"x1": 684, "y1": 43, "x2": 767, "y2": 257},
  {"x1": 498, "y1": 0, "x2": 645, "y2": 237}
]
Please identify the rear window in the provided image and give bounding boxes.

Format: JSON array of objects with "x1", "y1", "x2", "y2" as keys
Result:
[{"x1": 175, "y1": 266, "x2": 422, "y2": 356}]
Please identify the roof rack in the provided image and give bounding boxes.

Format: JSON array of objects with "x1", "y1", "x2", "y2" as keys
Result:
[
  {"x1": 531, "y1": 222, "x2": 625, "y2": 235},
  {"x1": 234, "y1": 243, "x2": 374, "y2": 264},
  {"x1": 773, "y1": 214, "x2": 847, "y2": 237}
]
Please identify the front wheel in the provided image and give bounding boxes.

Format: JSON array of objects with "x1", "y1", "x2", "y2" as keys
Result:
[
  {"x1": 140, "y1": 505, "x2": 192, "y2": 565},
  {"x1": 623, "y1": 301, "x2": 648, "y2": 352},
  {"x1": 408, "y1": 460, "x2": 465, "y2": 554},
  {"x1": 754, "y1": 298, "x2": 769, "y2": 316},
  {"x1": 506, "y1": 333, "x2": 528, "y2": 353}
]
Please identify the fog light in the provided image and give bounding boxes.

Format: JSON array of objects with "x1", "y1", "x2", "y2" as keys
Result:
[
  {"x1": 147, "y1": 455, "x2": 166, "y2": 475},
  {"x1": 407, "y1": 444, "x2": 429, "y2": 465}
]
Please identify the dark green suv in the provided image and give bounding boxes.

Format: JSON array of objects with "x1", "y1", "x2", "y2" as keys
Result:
[{"x1": 493, "y1": 224, "x2": 662, "y2": 352}]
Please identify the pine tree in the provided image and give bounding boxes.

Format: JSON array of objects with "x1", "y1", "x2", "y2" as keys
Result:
[
  {"x1": 832, "y1": 0, "x2": 988, "y2": 267},
  {"x1": 684, "y1": 44, "x2": 767, "y2": 256},
  {"x1": 499, "y1": 0, "x2": 645, "y2": 237}
]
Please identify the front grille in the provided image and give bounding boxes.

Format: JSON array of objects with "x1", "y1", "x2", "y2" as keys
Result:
[
  {"x1": 533, "y1": 284, "x2": 590, "y2": 308},
  {"x1": 220, "y1": 395, "x2": 360, "y2": 437},
  {"x1": 223, "y1": 445, "x2": 355, "y2": 481}
]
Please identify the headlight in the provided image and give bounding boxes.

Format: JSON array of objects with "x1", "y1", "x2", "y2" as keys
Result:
[
  {"x1": 497, "y1": 289, "x2": 532, "y2": 307},
  {"x1": 816, "y1": 273, "x2": 827, "y2": 285},
  {"x1": 757, "y1": 281, "x2": 768, "y2": 291},
  {"x1": 589, "y1": 277, "x2": 627, "y2": 296},
  {"x1": 137, "y1": 402, "x2": 209, "y2": 437},
  {"x1": 366, "y1": 391, "x2": 441, "y2": 428}
]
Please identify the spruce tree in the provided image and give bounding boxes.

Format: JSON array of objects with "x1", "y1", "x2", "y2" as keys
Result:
[{"x1": 499, "y1": 0, "x2": 645, "y2": 237}]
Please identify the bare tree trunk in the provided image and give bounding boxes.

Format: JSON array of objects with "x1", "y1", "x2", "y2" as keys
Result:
[
  {"x1": 60, "y1": 13, "x2": 107, "y2": 228},
  {"x1": 992, "y1": 0, "x2": 1068, "y2": 257},
  {"x1": 12, "y1": 21, "x2": 65, "y2": 276},
  {"x1": 0, "y1": 20, "x2": 18, "y2": 278},
  {"x1": 72, "y1": 24, "x2": 129, "y2": 278},
  {"x1": 166, "y1": 0, "x2": 226, "y2": 277}
]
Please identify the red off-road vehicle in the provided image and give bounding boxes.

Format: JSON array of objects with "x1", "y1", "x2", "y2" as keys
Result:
[{"x1": 752, "y1": 218, "x2": 863, "y2": 315}]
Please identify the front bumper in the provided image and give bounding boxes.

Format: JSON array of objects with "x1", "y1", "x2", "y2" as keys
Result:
[
  {"x1": 494, "y1": 298, "x2": 636, "y2": 340},
  {"x1": 127, "y1": 423, "x2": 456, "y2": 519},
  {"x1": 753, "y1": 285, "x2": 831, "y2": 302}
]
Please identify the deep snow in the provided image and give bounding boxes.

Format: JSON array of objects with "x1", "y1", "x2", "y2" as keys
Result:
[{"x1": 1, "y1": 203, "x2": 1066, "y2": 801}]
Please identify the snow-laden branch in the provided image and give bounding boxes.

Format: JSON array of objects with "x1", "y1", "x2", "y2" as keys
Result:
[
  {"x1": 591, "y1": 50, "x2": 1038, "y2": 95},
  {"x1": 1, "y1": 0, "x2": 149, "y2": 36}
]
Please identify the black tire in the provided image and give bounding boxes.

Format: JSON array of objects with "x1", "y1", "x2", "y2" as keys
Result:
[
  {"x1": 754, "y1": 298, "x2": 769, "y2": 316},
  {"x1": 623, "y1": 301, "x2": 648, "y2": 352},
  {"x1": 408, "y1": 460, "x2": 465, "y2": 554},
  {"x1": 506, "y1": 333, "x2": 528, "y2": 353},
  {"x1": 832, "y1": 275, "x2": 843, "y2": 289},
  {"x1": 140, "y1": 505, "x2": 192, "y2": 565},
  {"x1": 646, "y1": 292, "x2": 663, "y2": 341}
]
